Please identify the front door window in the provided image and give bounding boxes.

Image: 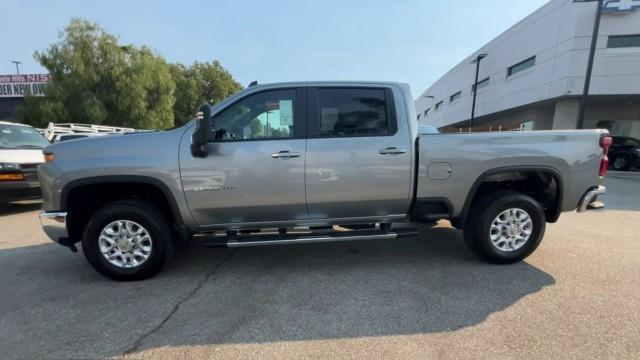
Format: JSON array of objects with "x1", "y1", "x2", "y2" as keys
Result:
[{"x1": 214, "y1": 89, "x2": 296, "y2": 140}]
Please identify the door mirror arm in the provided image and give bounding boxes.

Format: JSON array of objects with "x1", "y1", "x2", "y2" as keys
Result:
[{"x1": 191, "y1": 104, "x2": 213, "y2": 157}]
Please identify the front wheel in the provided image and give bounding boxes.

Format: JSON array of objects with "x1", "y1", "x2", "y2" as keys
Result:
[
  {"x1": 82, "y1": 200, "x2": 173, "y2": 281},
  {"x1": 464, "y1": 191, "x2": 546, "y2": 264}
]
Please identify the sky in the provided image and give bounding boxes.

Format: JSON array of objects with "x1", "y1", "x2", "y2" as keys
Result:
[{"x1": 1, "y1": 0, "x2": 549, "y2": 95}]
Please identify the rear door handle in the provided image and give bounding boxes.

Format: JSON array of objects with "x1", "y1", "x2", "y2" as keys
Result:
[
  {"x1": 379, "y1": 147, "x2": 407, "y2": 155},
  {"x1": 271, "y1": 150, "x2": 301, "y2": 159}
]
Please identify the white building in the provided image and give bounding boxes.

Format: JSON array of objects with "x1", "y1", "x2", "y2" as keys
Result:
[{"x1": 416, "y1": 0, "x2": 640, "y2": 138}]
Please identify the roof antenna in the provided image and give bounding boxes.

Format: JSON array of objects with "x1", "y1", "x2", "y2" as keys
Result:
[{"x1": 248, "y1": 81, "x2": 258, "y2": 87}]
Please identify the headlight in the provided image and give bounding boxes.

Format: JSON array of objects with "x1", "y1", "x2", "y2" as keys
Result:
[
  {"x1": 0, "y1": 163, "x2": 21, "y2": 171},
  {"x1": 0, "y1": 163, "x2": 23, "y2": 181},
  {"x1": 44, "y1": 152, "x2": 55, "y2": 163}
]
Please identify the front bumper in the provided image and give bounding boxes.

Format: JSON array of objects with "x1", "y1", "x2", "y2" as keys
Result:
[
  {"x1": 577, "y1": 186, "x2": 606, "y2": 213},
  {"x1": 0, "y1": 180, "x2": 41, "y2": 202},
  {"x1": 39, "y1": 211, "x2": 69, "y2": 243}
]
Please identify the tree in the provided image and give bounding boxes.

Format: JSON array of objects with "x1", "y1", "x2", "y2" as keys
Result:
[
  {"x1": 17, "y1": 18, "x2": 176, "y2": 129},
  {"x1": 170, "y1": 61, "x2": 242, "y2": 126},
  {"x1": 169, "y1": 63, "x2": 201, "y2": 128}
]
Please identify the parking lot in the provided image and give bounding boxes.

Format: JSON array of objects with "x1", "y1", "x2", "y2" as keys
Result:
[{"x1": 0, "y1": 172, "x2": 638, "y2": 360}]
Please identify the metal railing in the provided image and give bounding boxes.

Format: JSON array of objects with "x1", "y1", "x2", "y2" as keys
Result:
[{"x1": 43, "y1": 123, "x2": 136, "y2": 141}]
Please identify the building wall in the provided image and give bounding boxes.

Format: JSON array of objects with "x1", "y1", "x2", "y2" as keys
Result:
[
  {"x1": 439, "y1": 102, "x2": 554, "y2": 133},
  {"x1": 583, "y1": 103, "x2": 640, "y2": 138},
  {"x1": 416, "y1": 0, "x2": 640, "y2": 130}
]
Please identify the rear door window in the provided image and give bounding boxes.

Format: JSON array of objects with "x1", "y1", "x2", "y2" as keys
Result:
[{"x1": 314, "y1": 88, "x2": 395, "y2": 137}]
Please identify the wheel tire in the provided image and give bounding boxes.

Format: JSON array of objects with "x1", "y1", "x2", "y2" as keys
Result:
[
  {"x1": 611, "y1": 155, "x2": 630, "y2": 171},
  {"x1": 82, "y1": 200, "x2": 173, "y2": 281},
  {"x1": 463, "y1": 191, "x2": 546, "y2": 264}
]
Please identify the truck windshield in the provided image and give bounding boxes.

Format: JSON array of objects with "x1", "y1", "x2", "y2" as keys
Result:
[{"x1": 0, "y1": 124, "x2": 50, "y2": 149}]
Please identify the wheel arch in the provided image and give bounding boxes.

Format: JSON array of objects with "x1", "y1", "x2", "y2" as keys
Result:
[
  {"x1": 61, "y1": 175, "x2": 188, "y2": 242},
  {"x1": 455, "y1": 166, "x2": 564, "y2": 228}
]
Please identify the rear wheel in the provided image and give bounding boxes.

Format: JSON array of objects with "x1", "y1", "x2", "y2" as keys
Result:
[
  {"x1": 464, "y1": 191, "x2": 545, "y2": 264},
  {"x1": 82, "y1": 200, "x2": 173, "y2": 281}
]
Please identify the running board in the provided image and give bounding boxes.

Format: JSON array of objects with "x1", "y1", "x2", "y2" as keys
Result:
[{"x1": 200, "y1": 227, "x2": 419, "y2": 248}]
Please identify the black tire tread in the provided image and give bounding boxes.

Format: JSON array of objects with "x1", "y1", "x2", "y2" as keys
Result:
[
  {"x1": 463, "y1": 190, "x2": 545, "y2": 264},
  {"x1": 81, "y1": 199, "x2": 173, "y2": 281}
]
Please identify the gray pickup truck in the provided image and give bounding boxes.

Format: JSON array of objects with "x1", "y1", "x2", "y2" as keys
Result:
[{"x1": 38, "y1": 82, "x2": 610, "y2": 280}]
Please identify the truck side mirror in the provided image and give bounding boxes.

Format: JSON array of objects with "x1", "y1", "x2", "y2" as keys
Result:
[{"x1": 191, "y1": 104, "x2": 213, "y2": 157}]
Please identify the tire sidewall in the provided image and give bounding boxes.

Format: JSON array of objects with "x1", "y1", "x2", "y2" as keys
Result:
[
  {"x1": 82, "y1": 202, "x2": 170, "y2": 280},
  {"x1": 473, "y1": 193, "x2": 546, "y2": 262}
]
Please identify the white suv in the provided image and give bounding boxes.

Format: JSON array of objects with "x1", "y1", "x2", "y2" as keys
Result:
[{"x1": 0, "y1": 121, "x2": 48, "y2": 202}]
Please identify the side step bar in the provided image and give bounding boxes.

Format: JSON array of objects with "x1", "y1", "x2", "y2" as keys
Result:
[{"x1": 200, "y1": 227, "x2": 419, "y2": 248}]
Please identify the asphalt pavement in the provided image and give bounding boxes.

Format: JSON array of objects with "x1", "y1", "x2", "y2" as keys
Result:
[{"x1": 0, "y1": 172, "x2": 638, "y2": 359}]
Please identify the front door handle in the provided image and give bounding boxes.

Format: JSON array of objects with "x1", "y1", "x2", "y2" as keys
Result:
[
  {"x1": 271, "y1": 150, "x2": 301, "y2": 159},
  {"x1": 379, "y1": 147, "x2": 407, "y2": 155}
]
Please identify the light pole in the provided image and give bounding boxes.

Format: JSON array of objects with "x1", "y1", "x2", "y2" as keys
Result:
[
  {"x1": 11, "y1": 60, "x2": 22, "y2": 75},
  {"x1": 575, "y1": 0, "x2": 604, "y2": 129},
  {"x1": 470, "y1": 53, "x2": 487, "y2": 130}
]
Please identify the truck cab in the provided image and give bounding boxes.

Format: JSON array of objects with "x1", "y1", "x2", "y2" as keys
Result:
[{"x1": 181, "y1": 83, "x2": 414, "y2": 228}]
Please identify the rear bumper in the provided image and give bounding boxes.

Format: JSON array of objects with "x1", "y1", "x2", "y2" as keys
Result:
[
  {"x1": 577, "y1": 186, "x2": 606, "y2": 213},
  {"x1": 39, "y1": 211, "x2": 69, "y2": 243}
]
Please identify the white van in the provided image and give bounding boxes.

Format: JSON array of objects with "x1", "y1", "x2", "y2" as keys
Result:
[{"x1": 0, "y1": 121, "x2": 49, "y2": 202}]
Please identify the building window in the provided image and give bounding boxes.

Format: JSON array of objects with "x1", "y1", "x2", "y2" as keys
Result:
[
  {"x1": 424, "y1": 108, "x2": 430, "y2": 116},
  {"x1": 449, "y1": 91, "x2": 461, "y2": 103},
  {"x1": 435, "y1": 101, "x2": 443, "y2": 111},
  {"x1": 607, "y1": 34, "x2": 640, "y2": 48},
  {"x1": 417, "y1": 114, "x2": 421, "y2": 120},
  {"x1": 507, "y1": 56, "x2": 536, "y2": 77},
  {"x1": 472, "y1": 77, "x2": 490, "y2": 92}
]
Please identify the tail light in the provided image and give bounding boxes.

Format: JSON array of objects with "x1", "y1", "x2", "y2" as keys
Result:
[{"x1": 599, "y1": 135, "x2": 612, "y2": 177}]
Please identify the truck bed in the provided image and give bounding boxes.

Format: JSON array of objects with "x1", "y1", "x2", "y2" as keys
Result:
[{"x1": 416, "y1": 129, "x2": 607, "y2": 219}]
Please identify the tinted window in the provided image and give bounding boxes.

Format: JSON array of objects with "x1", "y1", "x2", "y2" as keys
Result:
[
  {"x1": 507, "y1": 56, "x2": 536, "y2": 77},
  {"x1": 424, "y1": 108, "x2": 430, "y2": 116},
  {"x1": 450, "y1": 91, "x2": 461, "y2": 102},
  {"x1": 318, "y1": 88, "x2": 389, "y2": 136},
  {"x1": 472, "y1": 77, "x2": 490, "y2": 92},
  {"x1": 608, "y1": 35, "x2": 640, "y2": 48},
  {"x1": 435, "y1": 101, "x2": 443, "y2": 110},
  {"x1": 214, "y1": 89, "x2": 296, "y2": 140}
]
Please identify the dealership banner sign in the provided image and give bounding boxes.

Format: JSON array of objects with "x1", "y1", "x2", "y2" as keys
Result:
[{"x1": 0, "y1": 74, "x2": 49, "y2": 98}]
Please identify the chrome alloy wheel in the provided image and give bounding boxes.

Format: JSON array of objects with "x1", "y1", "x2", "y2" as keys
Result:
[
  {"x1": 99, "y1": 220, "x2": 152, "y2": 268},
  {"x1": 489, "y1": 208, "x2": 533, "y2": 252}
]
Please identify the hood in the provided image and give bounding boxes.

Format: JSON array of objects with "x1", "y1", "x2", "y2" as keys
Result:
[
  {"x1": 0, "y1": 149, "x2": 45, "y2": 164},
  {"x1": 44, "y1": 127, "x2": 189, "y2": 165}
]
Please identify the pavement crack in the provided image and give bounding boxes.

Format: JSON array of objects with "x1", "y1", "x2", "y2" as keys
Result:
[{"x1": 122, "y1": 249, "x2": 237, "y2": 355}]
